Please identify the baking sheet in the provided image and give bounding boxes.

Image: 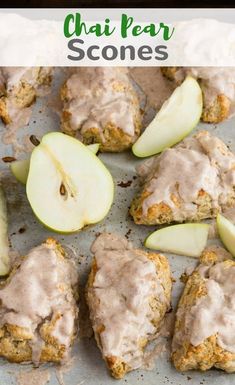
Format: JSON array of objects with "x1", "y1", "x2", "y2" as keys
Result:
[{"x1": 0, "y1": 69, "x2": 235, "y2": 385}]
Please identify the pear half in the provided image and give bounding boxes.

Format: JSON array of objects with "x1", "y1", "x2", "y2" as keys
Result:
[
  {"x1": 26, "y1": 133, "x2": 113, "y2": 233},
  {"x1": 217, "y1": 214, "x2": 235, "y2": 257},
  {"x1": 0, "y1": 187, "x2": 10, "y2": 275},
  {"x1": 10, "y1": 143, "x2": 100, "y2": 185},
  {"x1": 145, "y1": 223, "x2": 209, "y2": 257},
  {"x1": 132, "y1": 76, "x2": 203, "y2": 157}
]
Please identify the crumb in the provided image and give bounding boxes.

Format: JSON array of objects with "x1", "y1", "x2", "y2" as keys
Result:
[
  {"x1": 125, "y1": 229, "x2": 132, "y2": 239},
  {"x1": 117, "y1": 180, "x2": 132, "y2": 188},
  {"x1": 2, "y1": 156, "x2": 16, "y2": 163}
]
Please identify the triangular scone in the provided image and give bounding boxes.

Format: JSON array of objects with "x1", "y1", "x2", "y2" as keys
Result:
[
  {"x1": 86, "y1": 233, "x2": 172, "y2": 379},
  {"x1": 0, "y1": 67, "x2": 52, "y2": 125},
  {"x1": 130, "y1": 131, "x2": 235, "y2": 225},
  {"x1": 60, "y1": 67, "x2": 142, "y2": 152},
  {"x1": 0, "y1": 238, "x2": 78, "y2": 364},
  {"x1": 172, "y1": 246, "x2": 235, "y2": 372}
]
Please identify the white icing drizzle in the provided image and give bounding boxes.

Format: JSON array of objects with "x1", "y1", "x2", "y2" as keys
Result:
[
  {"x1": 87, "y1": 233, "x2": 169, "y2": 370},
  {"x1": 185, "y1": 261, "x2": 235, "y2": 353},
  {"x1": 0, "y1": 241, "x2": 78, "y2": 361},
  {"x1": 140, "y1": 131, "x2": 235, "y2": 221},
  {"x1": 62, "y1": 67, "x2": 139, "y2": 137},
  {"x1": 0, "y1": 66, "x2": 51, "y2": 128}
]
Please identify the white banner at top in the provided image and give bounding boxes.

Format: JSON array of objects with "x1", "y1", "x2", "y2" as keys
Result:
[{"x1": 0, "y1": 9, "x2": 235, "y2": 66}]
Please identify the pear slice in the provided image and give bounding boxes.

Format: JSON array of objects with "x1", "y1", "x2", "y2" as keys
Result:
[
  {"x1": 132, "y1": 76, "x2": 203, "y2": 157},
  {"x1": 87, "y1": 143, "x2": 100, "y2": 154},
  {"x1": 0, "y1": 187, "x2": 10, "y2": 275},
  {"x1": 10, "y1": 159, "x2": 30, "y2": 185},
  {"x1": 145, "y1": 223, "x2": 209, "y2": 257},
  {"x1": 26, "y1": 133, "x2": 113, "y2": 233},
  {"x1": 10, "y1": 143, "x2": 100, "y2": 185},
  {"x1": 217, "y1": 214, "x2": 235, "y2": 257}
]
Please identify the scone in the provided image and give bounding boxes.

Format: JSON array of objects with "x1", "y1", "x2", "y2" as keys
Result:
[
  {"x1": 130, "y1": 131, "x2": 235, "y2": 225},
  {"x1": 161, "y1": 67, "x2": 235, "y2": 123},
  {"x1": 0, "y1": 67, "x2": 52, "y2": 125},
  {"x1": 172, "y1": 246, "x2": 235, "y2": 372},
  {"x1": 86, "y1": 233, "x2": 172, "y2": 379},
  {"x1": 60, "y1": 67, "x2": 142, "y2": 152},
  {"x1": 0, "y1": 238, "x2": 78, "y2": 364}
]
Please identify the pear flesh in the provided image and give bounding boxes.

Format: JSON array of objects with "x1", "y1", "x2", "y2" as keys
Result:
[
  {"x1": 0, "y1": 187, "x2": 10, "y2": 275},
  {"x1": 217, "y1": 214, "x2": 235, "y2": 257},
  {"x1": 26, "y1": 133, "x2": 113, "y2": 233},
  {"x1": 86, "y1": 143, "x2": 100, "y2": 154},
  {"x1": 10, "y1": 143, "x2": 100, "y2": 185},
  {"x1": 132, "y1": 76, "x2": 203, "y2": 157},
  {"x1": 145, "y1": 223, "x2": 209, "y2": 257}
]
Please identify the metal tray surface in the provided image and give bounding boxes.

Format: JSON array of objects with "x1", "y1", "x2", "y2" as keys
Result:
[{"x1": 0, "y1": 69, "x2": 234, "y2": 385}]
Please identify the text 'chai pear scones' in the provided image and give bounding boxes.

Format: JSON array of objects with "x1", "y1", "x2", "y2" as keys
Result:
[
  {"x1": 0, "y1": 67, "x2": 52, "y2": 126},
  {"x1": 0, "y1": 238, "x2": 78, "y2": 364},
  {"x1": 60, "y1": 67, "x2": 142, "y2": 152},
  {"x1": 172, "y1": 246, "x2": 235, "y2": 372},
  {"x1": 161, "y1": 67, "x2": 235, "y2": 123},
  {"x1": 86, "y1": 233, "x2": 172, "y2": 379},
  {"x1": 130, "y1": 131, "x2": 235, "y2": 225}
]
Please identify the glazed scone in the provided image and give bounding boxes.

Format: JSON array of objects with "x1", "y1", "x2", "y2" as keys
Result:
[
  {"x1": 86, "y1": 233, "x2": 172, "y2": 379},
  {"x1": 0, "y1": 67, "x2": 52, "y2": 126},
  {"x1": 130, "y1": 131, "x2": 235, "y2": 225},
  {"x1": 60, "y1": 67, "x2": 142, "y2": 152},
  {"x1": 172, "y1": 246, "x2": 235, "y2": 372},
  {"x1": 161, "y1": 67, "x2": 235, "y2": 123},
  {"x1": 0, "y1": 238, "x2": 78, "y2": 364}
]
